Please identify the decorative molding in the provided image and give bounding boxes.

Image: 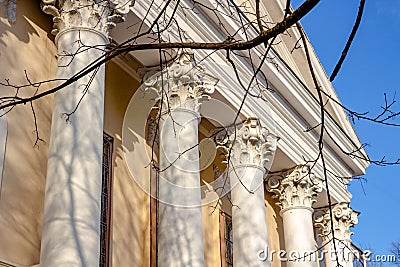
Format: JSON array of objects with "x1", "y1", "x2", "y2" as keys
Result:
[
  {"x1": 142, "y1": 54, "x2": 218, "y2": 114},
  {"x1": 40, "y1": 0, "x2": 133, "y2": 37},
  {"x1": 216, "y1": 117, "x2": 276, "y2": 167},
  {"x1": 131, "y1": 0, "x2": 368, "y2": 205},
  {"x1": 314, "y1": 202, "x2": 359, "y2": 243},
  {"x1": 0, "y1": 0, "x2": 16, "y2": 24},
  {"x1": 266, "y1": 165, "x2": 323, "y2": 211}
]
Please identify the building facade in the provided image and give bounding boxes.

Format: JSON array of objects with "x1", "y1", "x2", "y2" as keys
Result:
[{"x1": 0, "y1": 0, "x2": 369, "y2": 266}]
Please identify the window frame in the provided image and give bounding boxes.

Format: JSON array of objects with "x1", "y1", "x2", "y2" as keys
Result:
[
  {"x1": 220, "y1": 211, "x2": 233, "y2": 267},
  {"x1": 150, "y1": 167, "x2": 159, "y2": 267},
  {"x1": 100, "y1": 133, "x2": 113, "y2": 267}
]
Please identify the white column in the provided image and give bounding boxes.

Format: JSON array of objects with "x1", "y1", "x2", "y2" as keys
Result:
[
  {"x1": 158, "y1": 108, "x2": 205, "y2": 267},
  {"x1": 40, "y1": 1, "x2": 130, "y2": 266},
  {"x1": 267, "y1": 165, "x2": 323, "y2": 267},
  {"x1": 144, "y1": 55, "x2": 216, "y2": 267},
  {"x1": 314, "y1": 202, "x2": 359, "y2": 267},
  {"x1": 223, "y1": 117, "x2": 275, "y2": 267}
]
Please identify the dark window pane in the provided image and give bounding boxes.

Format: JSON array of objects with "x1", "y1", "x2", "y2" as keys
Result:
[
  {"x1": 100, "y1": 134, "x2": 113, "y2": 267},
  {"x1": 223, "y1": 213, "x2": 233, "y2": 267}
]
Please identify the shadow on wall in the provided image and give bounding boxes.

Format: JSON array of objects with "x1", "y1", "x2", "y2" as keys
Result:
[
  {"x1": 104, "y1": 60, "x2": 150, "y2": 266},
  {"x1": 112, "y1": 142, "x2": 149, "y2": 265},
  {"x1": 0, "y1": 1, "x2": 62, "y2": 265},
  {"x1": 0, "y1": 83, "x2": 53, "y2": 264},
  {"x1": 266, "y1": 191, "x2": 287, "y2": 267},
  {"x1": 0, "y1": 0, "x2": 53, "y2": 46}
]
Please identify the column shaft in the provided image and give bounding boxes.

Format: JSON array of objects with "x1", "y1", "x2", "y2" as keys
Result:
[
  {"x1": 40, "y1": 29, "x2": 107, "y2": 266},
  {"x1": 281, "y1": 207, "x2": 317, "y2": 266},
  {"x1": 220, "y1": 117, "x2": 275, "y2": 267},
  {"x1": 157, "y1": 108, "x2": 205, "y2": 267},
  {"x1": 230, "y1": 165, "x2": 269, "y2": 267}
]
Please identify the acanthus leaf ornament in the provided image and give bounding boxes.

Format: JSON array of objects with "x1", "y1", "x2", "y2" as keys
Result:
[
  {"x1": 216, "y1": 117, "x2": 276, "y2": 168},
  {"x1": 266, "y1": 165, "x2": 323, "y2": 211},
  {"x1": 141, "y1": 54, "x2": 218, "y2": 115},
  {"x1": 41, "y1": 0, "x2": 135, "y2": 37},
  {"x1": 314, "y1": 202, "x2": 359, "y2": 243}
]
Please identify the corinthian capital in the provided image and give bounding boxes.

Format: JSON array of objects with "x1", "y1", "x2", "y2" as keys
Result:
[
  {"x1": 142, "y1": 54, "x2": 218, "y2": 114},
  {"x1": 41, "y1": 0, "x2": 133, "y2": 36},
  {"x1": 266, "y1": 165, "x2": 323, "y2": 211},
  {"x1": 314, "y1": 202, "x2": 359, "y2": 243},
  {"x1": 216, "y1": 117, "x2": 276, "y2": 168}
]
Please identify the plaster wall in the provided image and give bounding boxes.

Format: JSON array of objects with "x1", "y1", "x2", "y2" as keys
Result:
[
  {"x1": 0, "y1": 1, "x2": 56, "y2": 265},
  {"x1": 104, "y1": 60, "x2": 151, "y2": 267}
]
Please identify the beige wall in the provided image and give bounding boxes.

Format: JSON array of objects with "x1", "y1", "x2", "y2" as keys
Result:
[
  {"x1": 202, "y1": 204, "x2": 222, "y2": 267},
  {"x1": 0, "y1": 3, "x2": 291, "y2": 266},
  {"x1": 266, "y1": 193, "x2": 286, "y2": 267},
  {"x1": 104, "y1": 60, "x2": 151, "y2": 267},
  {"x1": 0, "y1": 1, "x2": 153, "y2": 264},
  {"x1": 200, "y1": 191, "x2": 286, "y2": 267},
  {"x1": 0, "y1": 1, "x2": 56, "y2": 265}
]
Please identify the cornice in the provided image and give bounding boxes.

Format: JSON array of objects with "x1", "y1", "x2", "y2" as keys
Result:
[
  {"x1": 259, "y1": 53, "x2": 368, "y2": 176},
  {"x1": 128, "y1": 0, "x2": 368, "y2": 202},
  {"x1": 196, "y1": 59, "x2": 354, "y2": 202}
]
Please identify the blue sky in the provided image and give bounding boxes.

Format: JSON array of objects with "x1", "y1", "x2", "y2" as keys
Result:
[{"x1": 293, "y1": 0, "x2": 400, "y2": 256}]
